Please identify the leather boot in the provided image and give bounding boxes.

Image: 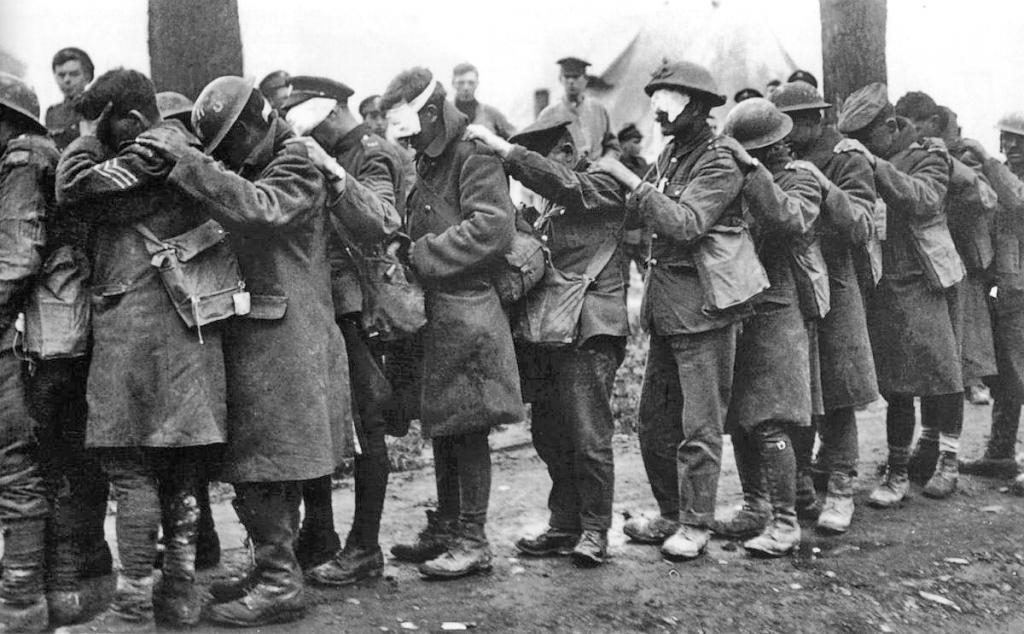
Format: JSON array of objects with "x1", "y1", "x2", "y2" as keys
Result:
[
  {"x1": 391, "y1": 510, "x2": 456, "y2": 563},
  {"x1": 306, "y1": 542, "x2": 384, "y2": 587},
  {"x1": 660, "y1": 525, "x2": 710, "y2": 561},
  {"x1": 153, "y1": 490, "x2": 201, "y2": 627},
  {"x1": 206, "y1": 485, "x2": 305, "y2": 628},
  {"x1": 907, "y1": 437, "x2": 940, "y2": 485},
  {"x1": 54, "y1": 574, "x2": 155, "y2": 634},
  {"x1": 816, "y1": 472, "x2": 854, "y2": 535},
  {"x1": 570, "y1": 530, "x2": 608, "y2": 567},
  {"x1": 515, "y1": 528, "x2": 580, "y2": 557},
  {"x1": 0, "y1": 519, "x2": 47, "y2": 633},
  {"x1": 418, "y1": 521, "x2": 492, "y2": 579},
  {"x1": 868, "y1": 447, "x2": 910, "y2": 508},
  {"x1": 207, "y1": 569, "x2": 259, "y2": 605},
  {"x1": 743, "y1": 427, "x2": 800, "y2": 558},
  {"x1": 923, "y1": 451, "x2": 959, "y2": 499},
  {"x1": 714, "y1": 431, "x2": 770, "y2": 539},
  {"x1": 959, "y1": 398, "x2": 1021, "y2": 478}
]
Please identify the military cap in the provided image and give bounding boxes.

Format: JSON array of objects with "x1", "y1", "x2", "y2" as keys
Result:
[
  {"x1": 557, "y1": 57, "x2": 591, "y2": 76},
  {"x1": 837, "y1": 82, "x2": 889, "y2": 134},
  {"x1": 644, "y1": 60, "x2": 726, "y2": 107},
  {"x1": 510, "y1": 110, "x2": 574, "y2": 155},
  {"x1": 282, "y1": 76, "x2": 355, "y2": 111},
  {"x1": 0, "y1": 72, "x2": 46, "y2": 135},
  {"x1": 733, "y1": 88, "x2": 763, "y2": 103},
  {"x1": 258, "y1": 70, "x2": 291, "y2": 93},
  {"x1": 617, "y1": 123, "x2": 643, "y2": 143},
  {"x1": 771, "y1": 81, "x2": 831, "y2": 113},
  {"x1": 997, "y1": 111, "x2": 1024, "y2": 136},
  {"x1": 787, "y1": 69, "x2": 818, "y2": 89}
]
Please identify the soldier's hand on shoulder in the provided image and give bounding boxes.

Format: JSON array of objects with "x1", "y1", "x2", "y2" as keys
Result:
[
  {"x1": 715, "y1": 136, "x2": 759, "y2": 172},
  {"x1": 787, "y1": 159, "x2": 831, "y2": 194},
  {"x1": 464, "y1": 124, "x2": 512, "y2": 157},
  {"x1": 959, "y1": 137, "x2": 990, "y2": 163},
  {"x1": 136, "y1": 125, "x2": 191, "y2": 162},
  {"x1": 284, "y1": 137, "x2": 346, "y2": 183},
  {"x1": 833, "y1": 138, "x2": 876, "y2": 167}
]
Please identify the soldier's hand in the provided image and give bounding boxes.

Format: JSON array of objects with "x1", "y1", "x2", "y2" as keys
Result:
[
  {"x1": 715, "y1": 136, "x2": 759, "y2": 171},
  {"x1": 588, "y1": 155, "x2": 641, "y2": 189},
  {"x1": 959, "y1": 137, "x2": 990, "y2": 162},
  {"x1": 79, "y1": 101, "x2": 113, "y2": 139},
  {"x1": 464, "y1": 124, "x2": 512, "y2": 157},
  {"x1": 787, "y1": 159, "x2": 831, "y2": 194},
  {"x1": 285, "y1": 137, "x2": 347, "y2": 185},
  {"x1": 136, "y1": 125, "x2": 191, "y2": 162},
  {"x1": 833, "y1": 138, "x2": 876, "y2": 167}
]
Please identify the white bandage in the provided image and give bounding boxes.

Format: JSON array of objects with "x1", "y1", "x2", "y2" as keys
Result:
[
  {"x1": 386, "y1": 78, "x2": 438, "y2": 138},
  {"x1": 651, "y1": 89, "x2": 690, "y2": 122},
  {"x1": 286, "y1": 97, "x2": 337, "y2": 136}
]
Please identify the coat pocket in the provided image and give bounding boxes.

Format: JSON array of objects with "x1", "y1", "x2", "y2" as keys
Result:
[{"x1": 23, "y1": 247, "x2": 92, "y2": 360}]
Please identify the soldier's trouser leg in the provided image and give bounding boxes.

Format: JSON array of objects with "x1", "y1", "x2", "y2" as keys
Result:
[
  {"x1": 639, "y1": 326, "x2": 737, "y2": 529},
  {"x1": 752, "y1": 421, "x2": 798, "y2": 527},
  {"x1": 0, "y1": 351, "x2": 49, "y2": 608},
  {"x1": 884, "y1": 394, "x2": 916, "y2": 472},
  {"x1": 299, "y1": 476, "x2": 337, "y2": 538},
  {"x1": 921, "y1": 392, "x2": 964, "y2": 453},
  {"x1": 349, "y1": 413, "x2": 389, "y2": 550},
  {"x1": 432, "y1": 432, "x2": 491, "y2": 527},
  {"x1": 988, "y1": 379, "x2": 1022, "y2": 459},
  {"x1": 818, "y1": 407, "x2": 859, "y2": 477}
]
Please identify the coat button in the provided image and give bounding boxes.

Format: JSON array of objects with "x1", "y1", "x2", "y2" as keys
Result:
[
  {"x1": 651, "y1": 232, "x2": 659, "y2": 240},
  {"x1": 649, "y1": 258, "x2": 658, "y2": 266},
  {"x1": 425, "y1": 204, "x2": 432, "y2": 211}
]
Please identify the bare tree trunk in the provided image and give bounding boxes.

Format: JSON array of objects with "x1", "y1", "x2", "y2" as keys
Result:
[
  {"x1": 148, "y1": 0, "x2": 243, "y2": 99},
  {"x1": 819, "y1": 0, "x2": 887, "y2": 111}
]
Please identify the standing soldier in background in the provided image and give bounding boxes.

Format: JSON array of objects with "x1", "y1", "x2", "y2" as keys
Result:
[
  {"x1": 451, "y1": 63, "x2": 516, "y2": 139},
  {"x1": 958, "y1": 112, "x2": 1024, "y2": 480},
  {"x1": 0, "y1": 72, "x2": 61, "y2": 634},
  {"x1": 538, "y1": 57, "x2": 619, "y2": 161},
  {"x1": 770, "y1": 80, "x2": 878, "y2": 535},
  {"x1": 45, "y1": 47, "x2": 93, "y2": 151},
  {"x1": 834, "y1": 84, "x2": 963, "y2": 508},
  {"x1": 138, "y1": 75, "x2": 351, "y2": 627},
  {"x1": 592, "y1": 60, "x2": 750, "y2": 561},
  {"x1": 381, "y1": 67, "x2": 523, "y2": 580},
  {"x1": 618, "y1": 123, "x2": 649, "y2": 178},
  {"x1": 282, "y1": 75, "x2": 404, "y2": 587},
  {"x1": 358, "y1": 95, "x2": 388, "y2": 138},
  {"x1": 56, "y1": 69, "x2": 228, "y2": 633},
  {"x1": 259, "y1": 70, "x2": 292, "y2": 112}
]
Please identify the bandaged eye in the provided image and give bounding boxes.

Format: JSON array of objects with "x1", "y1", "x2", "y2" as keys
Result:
[{"x1": 650, "y1": 89, "x2": 690, "y2": 122}]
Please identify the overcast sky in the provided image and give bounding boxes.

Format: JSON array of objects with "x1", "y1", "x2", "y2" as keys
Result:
[{"x1": 2, "y1": 0, "x2": 1023, "y2": 151}]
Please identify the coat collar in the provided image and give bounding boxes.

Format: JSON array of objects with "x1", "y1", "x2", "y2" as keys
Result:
[
  {"x1": 240, "y1": 116, "x2": 293, "y2": 176},
  {"x1": 421, "y1": 100, "x2": 468, "y2": 159},
  {"x1": 667, "y1": 122, "x2": 714, "y2": 160},
  {"x1": 800, "y1": 125, "x2": 843, "y2": 168},
  {"x1": 332, "y1": 122, "x2": 370, "y2": 157}
]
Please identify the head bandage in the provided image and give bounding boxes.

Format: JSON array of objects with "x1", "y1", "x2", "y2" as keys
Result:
[
  {"x1": 386, "y1": 78, "x2": 438, "y2": 138},
  {"x1": 285, "y1": 97, "x2": 337, "y2": 136},
  {"x1": 651, "y1": 89, "x2": 691, "y2": 122}
]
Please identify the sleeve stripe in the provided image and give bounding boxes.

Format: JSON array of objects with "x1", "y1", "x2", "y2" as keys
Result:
[
  {"x1": 105, "y1": 162, "x2": 139, "y2": 186},
  {"x1": 94, "y1": 162, "x2": 134, "y2": 189}
]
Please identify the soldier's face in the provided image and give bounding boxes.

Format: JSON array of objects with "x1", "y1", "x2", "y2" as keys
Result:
[
  {"x1": 1001, "y1": 131, "x2": 1024, "y2": 170},
  {"x1": 909, "y1": 115, "x2": 942, "y2": 142},
  {"x1": 560, "y1": 73, "x2": 587, "y2": 100},
  {"x1": 787, "y1": 110, "x2": 822, "y2": 155},
  {"x1": 621, "y1": 137, "x2": 642, "y2": 157},
  {"x1": 54, "y1": 60, "x2": 89, "y2": 99},
  {"x1": 452, "y1": 72, "x2": 478, "y2": 102},
  {"x1": 861, "y1": 118, "x2": 896, "y2": 157}
]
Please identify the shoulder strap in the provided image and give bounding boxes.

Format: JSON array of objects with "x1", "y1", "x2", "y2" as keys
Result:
[
  {"x1": 134, "y1": 223, "x2": 167, "y2": 256},
  {"x1": 583, "y1": 232, "x2": 620, "y2": 280}
]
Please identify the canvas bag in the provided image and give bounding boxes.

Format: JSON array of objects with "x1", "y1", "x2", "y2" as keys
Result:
[
  {"x1": 353, "y1": 240, "x2": 427, "y2": 342},
  {"x1": 134, "y1": 219, "x2": 248, "y2": 343},
  {"x1": 695, "y1": 218, "x2": 770, "y2": 311},
  {"x1": 20, "y1": 245, "x2": 91, "y2": 359}
]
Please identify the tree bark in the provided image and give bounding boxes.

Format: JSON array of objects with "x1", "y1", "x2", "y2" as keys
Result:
[
  {"x1": 819, "y1": 0, "x2": 887, "y2": 111},
  {"x1": 148, "y1": 0, "x2": 243, "y2": 99}
]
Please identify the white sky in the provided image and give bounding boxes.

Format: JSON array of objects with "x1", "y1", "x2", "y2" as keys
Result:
[{"x1": 2, "y1": 0, "x2": 1023, "y2": 151}]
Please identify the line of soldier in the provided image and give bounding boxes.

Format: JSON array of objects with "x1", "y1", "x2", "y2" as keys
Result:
[{"x1": 1, "y1": 46, "x2": 1023, "y2": 633}]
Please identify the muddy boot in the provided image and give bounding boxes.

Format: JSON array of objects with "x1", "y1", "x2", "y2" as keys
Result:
[
  {"x1": 515, "y1": 528, "x2": 579, "y2": 557},
  {"x1": 418, "y1": 521, "x2": 492, "y2": 579},
  {"x1": 570, "y1": 530, "x2": 608, "y2": 567},
  {"x1": 960, "y1": 398, "x2": 1021, "y2": 478},
  {"x1": 391, "y1": 510, "x2": 456, "y2": 563},
  {"x1": 153, "y1": 490, "x2": 200, "y2": 627},
  {"x1": 206, "y1": 485, "x2": 305, "y2": 628},
  {"x1": 743, "y1": 426, "x2": 800, "y2": 558},
  {"x1": 660, "y1": 525, "x2": 710, "y2": 561},
  {"x1": 623, "y1": 514, "x2": 679, "y2": 544},
  {"x1": 868, "y1": 447, "x2": 910, "y2": 509},
  {"x1": 0, "y1": 519, "x2": 48, "y2": 633},
  {"x1": 55, "y1": 574, "x2": 155, "y2": 634},
  {"x1": 923, "y1": 451, "x2": 959, "y2": 499},
  {"x1": 45, "y1": 591, "x2": 86, "y2": 629},
  {"x1": 714, "y1": 431, "x2": 770, "y2": 539},
  {"x1": 816, "y1": 472, "x2": 854, "y2": 535},
  {"x1": 907, "y1": 437, "x2": 940, "y2": 485},
  {"x1": 208, "y1": 569, "x2": 259, "y2": 605},
  {"x1": 306, "y1": 542, "x2": 384, "y2": 587},
  {"x1": 966, "y1": 383, "x2": 993, "y2": 405}
]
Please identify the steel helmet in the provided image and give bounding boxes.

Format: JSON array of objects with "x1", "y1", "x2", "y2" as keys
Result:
[
  {"x1": 644, "y1": 60, "x2": 726, "y2": 107},
  {"x1": 156, "y1": 91, "x2": 194, "y2": 123},
  {"x1": 723, "y1": 97, "x2": 793, "y2": 150},
  {"x1": 0, "y1": 72, "x2": 45, "y2": 134},
  {"x1": 770, "y1": 81, "x2": 831, "y2": 113},
  {"x1": 996, "y1": 111, "x2": 1024, "y2": 137},
  {"x1": 191, "y1": 76, "x2": 257, "y2": 153}
]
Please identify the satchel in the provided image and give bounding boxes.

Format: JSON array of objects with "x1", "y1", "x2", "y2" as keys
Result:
[
  {"x1": 20, "y1": 246, "x2": 91, "y2": 360},
  {"x1": 492, "y1": 210, "x2": 547, "y2": 305},
  {"x1": 356, "y1": 241, "x2": 427, "y2": 342},
  {"x1": 135, "y1": 220, "x2": 249, "y2": 343},
  {"x1": 694, "y1": 219, "x2": 770, "y2": 311},
  {"x1": 514, "y1": 233, "x2": 619, "y2": 347},
  {"x1": 907, "y1": 214, "x2": 966, "y2": 291},
  {"x1": 789, "y1": 236, "x2": 831, "y2": 320}
]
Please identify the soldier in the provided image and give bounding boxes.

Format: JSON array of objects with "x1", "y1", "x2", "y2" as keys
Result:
[
  {"x1": 358, "y1": 95, "x2": 388, "y2": 138},
  {"x1": 466, "y1": 111, "x2": 629, "y2": 566},
  {"x1": 834, "y1": 83, "x2": 964, "y2": 507},
  {"x1": 451, "y1": 63, "x2": 516, "y2": 139},
  {"x1": 787, "y1": 70, "x2": 819, "y2": 89},
  {"x1": 381, "y1": 67, "x2": 523, "y2": 579},
  {"x1": 0, "y1": 72, "x2": 60, "y2": 634},
  {"x1": 733, "y1": 88, "x2": 764, "y2": 103},
  {"x1": 45, "y1": 47, "x2": 93, "y2": 151},
  {"x1": 138, "y1": 75, "x2": 352, "y2": 627},
  {"x1": 618, "y1": 123, "x2": 649, "y2": 178},
  {"x1": 591, "y1": 60, "x2": 751, "y2": 560},
  {"x1": 537, "y1": 57, "x2": 619, "y2": 161},
  {"x1": 770, "y1": 80, "x2": 879, "y2": 534},
  {"x1": 717, "y1": 98, "x2": 827, "y2": 557},
  {"x1": 55, "y1": 69, "x2": 228, "y2": 633},
  {"x1": 958, "y1": 112, "x2": 1024, "y2": 481},
  {"x1": 281, "y1": 75, "x2": 404, "y2": 586},
  {"x1": 259, "y1": 70, "x2": 292, "y2": 112}
]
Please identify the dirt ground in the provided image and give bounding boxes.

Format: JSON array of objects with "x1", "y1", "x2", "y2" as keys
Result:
[{"x1": 140, "y1": 396, "x2": 1024, "y2": 634}]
